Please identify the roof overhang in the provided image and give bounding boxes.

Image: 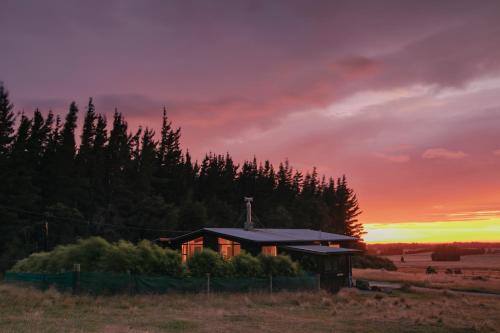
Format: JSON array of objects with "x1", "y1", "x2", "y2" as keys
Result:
[
  {"x1": 169, "y1": 228, "x2": 358, "y2": 244},
  {"x1": 281, "y1": 245, "x2": 361, "y2": 256}
]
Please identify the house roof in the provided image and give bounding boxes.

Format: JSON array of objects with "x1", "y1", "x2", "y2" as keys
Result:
[
  {"x1": 172, "y1": 227, "x2": 357, "y2": 244},
  {"x1": 282, "y1": 245, "x2": 361, "y2": 255}
]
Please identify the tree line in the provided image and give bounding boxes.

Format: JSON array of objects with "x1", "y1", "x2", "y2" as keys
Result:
[{"x1": 0, "y1": 83, "x2": 364, "y2": 271}]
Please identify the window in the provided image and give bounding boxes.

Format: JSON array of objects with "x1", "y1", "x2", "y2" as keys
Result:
[
  {"x1": 261, "y1": 245, "x2": 277, "y2": 256},
  {"x1": 218, "y1": 238, "x2": 241, "y2": 259},
  {"x1": 181, "y1": 237, "x2": 203, "y2": 262},
  {"x1": 328, "y1": 242, "x2": 340, "y2": 248}
]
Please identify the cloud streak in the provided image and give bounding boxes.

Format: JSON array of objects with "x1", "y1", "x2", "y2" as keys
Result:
[{"x1": 422, "y1": 148, "x2": 467, "y2": 160}]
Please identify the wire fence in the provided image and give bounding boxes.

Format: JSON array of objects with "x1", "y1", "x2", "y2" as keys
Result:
[{"x1": 3, "y1": 271, "x2": 319, "y2": 295}]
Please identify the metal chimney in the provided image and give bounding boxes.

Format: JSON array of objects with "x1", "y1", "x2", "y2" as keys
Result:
[{"x1": 244, "y1": 197, "x2": 254, "y2": 230}]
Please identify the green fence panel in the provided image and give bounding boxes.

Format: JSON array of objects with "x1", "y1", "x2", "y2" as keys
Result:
[
  {"x1": 4, "y1": 271, "x2": 74, "y2": 292},
  {"x1": 135, "y1": 275, "x2": 206, "y2": 294},
  {"x1": 273, "y1": 274, "x2": 316, "y2": 291},
  {"x1": 5, "y1": 271, "x2": 317, "y2": 294},
  {"x1": 79, "y1": 272, "x2": 130, "y2": 295},
  {"x1": 210, "y1": 276, "x2": 268, "y2": 292}
]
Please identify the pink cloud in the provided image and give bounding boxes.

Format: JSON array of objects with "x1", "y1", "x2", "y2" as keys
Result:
[
  {"x1": 422, "y1": 148, "x2": 467, "y2": 160},
  {"x1": 494, "y1": 149, "x2": 500, "y2": 156}
]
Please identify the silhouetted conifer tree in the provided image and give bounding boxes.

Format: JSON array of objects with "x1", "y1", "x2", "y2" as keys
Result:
[
  {"x1": 0, "y1": 83, "x2": 365, "y2": 270},
  {"x1": 0, "y1": 83, "x2": 15, "y2": 158}
]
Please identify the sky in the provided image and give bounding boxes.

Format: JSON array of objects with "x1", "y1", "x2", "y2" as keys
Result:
[{"x1": 1, "y1": 0, "x2": 500, "y2": 243}]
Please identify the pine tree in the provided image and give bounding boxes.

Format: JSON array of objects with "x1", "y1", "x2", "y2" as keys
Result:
[
  {"x1": 92, "y1": 113, "x2": 108, "y2": 199},
  {"x1": 102, "y1": 109, "x2": 133, "y2": 237},
  {"x1": 155, "y1": 107, "x2": 183, "y2": 202},
  {"x1": 78, "y1": 98, "x2": 97, "y2": 165},
  {"x1": 27, "y1": 109, "x2": 52, "y2": 163},
  {"x1": 52, "y1": 102, "x2": 79, "y2": 205},
  {"x1": 38, "y1": 114, "x2": 61, "y2": 206},
  {"x1": 60, "y1": 102, "x2": 79, "y2": 160},
  {"x1": 0, "y1": 83, "x2": 15, "y2": 158},
  {"x1": 107, "y1": 109, "x2": 130, "y2": 180},
  {"x1": 0, "y1": 85, "x2": 18, "y2": 270},
  {"x1": 137, "y1": 128, "x2": 157, "y2": 193},
  {"x1": 158, "y1": 107, "x2": 181, "y2": 168},
  {"x1": 9, "y1": 114, "x2": 40, "y2": 209},
  {"x1": 332, "y1": 176, "x2": 364, "y2": 238},
  {"x1": 1, "y1": 113, "x2": 41, "y2": 266}
]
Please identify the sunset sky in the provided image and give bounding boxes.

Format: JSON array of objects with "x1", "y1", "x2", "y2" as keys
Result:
[{"x1": 1, "y1": 0, "x2": 500, "y2": 243}]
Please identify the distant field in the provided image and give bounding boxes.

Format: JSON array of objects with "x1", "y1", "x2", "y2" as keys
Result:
[
  {"x1": 354, "y1": 252, "x2": 500, "y2": 294},
  {"x1": 0, "y1": 283, "x2": 499, "y2": 333},
  {"x1": 386, "y1": 252, "x2": 500, "y2": 271}
]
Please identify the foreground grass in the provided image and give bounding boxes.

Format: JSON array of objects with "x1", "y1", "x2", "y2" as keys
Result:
[{"x1": 0, "y1": 283, "x2": 499, "y2": 332}]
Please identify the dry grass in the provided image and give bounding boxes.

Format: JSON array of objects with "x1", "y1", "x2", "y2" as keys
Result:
[
  {"x1": 354, "y1": 252, "x2": 500, "y2": 294},
  {"x1": 0, "y1": 282, "x2": 499, "y2": 333}
]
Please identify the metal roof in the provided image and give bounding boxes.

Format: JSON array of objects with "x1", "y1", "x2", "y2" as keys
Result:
[
  {"x1": 173, "y1": 228, "x2": 357, "y2": 243},
  {"x1": 282, "y1": 245, "x2": 361, "y2": 255}
]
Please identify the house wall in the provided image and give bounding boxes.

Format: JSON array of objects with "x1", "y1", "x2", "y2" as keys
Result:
[{"x1": 171, "y1": 233, "x2": 354, "y2": 289}]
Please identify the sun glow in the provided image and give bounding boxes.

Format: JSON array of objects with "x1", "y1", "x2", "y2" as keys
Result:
[{"x1": 364, "y1": 219, "x2": 500, "y2": 244}]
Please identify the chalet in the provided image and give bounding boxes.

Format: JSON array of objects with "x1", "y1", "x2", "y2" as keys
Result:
[{"x1": 169, "y1": 198, "x2": 361, "y2": 291}]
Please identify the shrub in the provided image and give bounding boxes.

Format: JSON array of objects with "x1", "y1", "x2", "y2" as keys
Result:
[
  {"x1": 11, "y1": 237, "x2": 113, "y2": 273},
  {"x1": 258, "y1": 254, "x2": 298, "y2": 277},
  {"x1": 10, "y1": 237, "x2": 185, "y2": 276},
  {"x1": 161, "y1": 248, "x2": 186, "y2": 277},
  {"x1": 135, "y1": 240, "x2": 185, "y2": 276},
  {"x1": 426, "y1": 266, "x2": 437, "y2": 274},
  {"x1": 431, "y1": 245, "x2": 461, "y2": 261},
  {"x1": 11, "y1": 252, "x2": 51, "y2": 273},
  {"x1": 72, "y1": 237, "x2": 113, "y2": 271},
  {"x1": 98, "y1": 240, "x2": 142, "y2": 273},
  {"x1": 231, "y1": 252, "x2": 261, "y2": 277},
  {"x1": 187, "y1": 249, "x2": 231, "y2": 277},
  {"x1": 352, "y1": 254, "x2": 397, "y2": 271},
  {"x1": 11, "y1": 238, "x2": 304, "y2": 278}
]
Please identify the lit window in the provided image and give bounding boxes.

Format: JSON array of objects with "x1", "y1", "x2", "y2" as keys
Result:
[
  {"x1": 328, "y1": 242, "x2": 340, "y2": 248},
  {"x1": 181, "y1": 237, "x2": 203, "y2": 262},
  {"x1": 218, "y1": 238, "x2": 241, "y2": 259},
  {"x1": 261, "y1": 245, "x2": 277, "y2": 256}
]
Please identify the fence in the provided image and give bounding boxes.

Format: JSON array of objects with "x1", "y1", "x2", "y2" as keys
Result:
[{"x1": 3, "y1": 271, "x2": 318, "y2": 295}]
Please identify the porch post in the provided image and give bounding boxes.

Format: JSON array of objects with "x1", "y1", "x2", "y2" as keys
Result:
[{"x1": 347, "y1": 255, "x2": 353, "y2": 287}]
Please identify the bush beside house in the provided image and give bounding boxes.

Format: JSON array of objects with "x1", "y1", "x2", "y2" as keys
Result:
[{"x1": 11, "y1": 237, "x2": 300, "y2": 278}]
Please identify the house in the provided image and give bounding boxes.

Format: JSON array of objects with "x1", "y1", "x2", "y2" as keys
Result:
[{"x1": 168, "y1": 198, "x2": 361, "y2": 291}]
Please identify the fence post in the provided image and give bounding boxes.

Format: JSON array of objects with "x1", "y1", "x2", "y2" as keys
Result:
[
  {"x1": 316, "y1": 273, "x2": 321, "y2": 291},
  {"x1": 206, "y1": 273, "x2": 210, "y2": 296},
  {"x1": 127, "y1": 270, "x2": 132, "y2": 295},
  {"x1": 269, "y1": 274, "x2": 273, "y2": 294},
  {"x1": 73, "y1": 263, "x2": 80, "y2": 295}
]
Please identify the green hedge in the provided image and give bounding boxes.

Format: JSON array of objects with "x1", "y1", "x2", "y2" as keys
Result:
[
  {"x1": 11, "y1": 237, "x2": 184, "y2": 276},
  {"x1": 11, "y1": 237, "x2": 300, "y2": 278}
]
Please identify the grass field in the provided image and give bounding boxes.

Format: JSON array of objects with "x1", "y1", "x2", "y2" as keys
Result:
[
  {"x1": 353, "y1": 252, "x2": 500, "y2": 294},
  {"x1": 0, "y1": 282, "x2": 499, "y2": 333}
]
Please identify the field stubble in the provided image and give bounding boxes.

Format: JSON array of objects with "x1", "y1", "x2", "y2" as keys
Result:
[
  {"x1": 354, "y1": 252, "x2": 500, "y2": 294},
  {"x1": 0, "y1": 282, "x2": 499, "y2": 333}
]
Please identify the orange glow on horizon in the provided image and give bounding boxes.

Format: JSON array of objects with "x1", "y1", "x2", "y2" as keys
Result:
[{"x1": 364, "y1": 219, "x2": 500, "y2": 244}]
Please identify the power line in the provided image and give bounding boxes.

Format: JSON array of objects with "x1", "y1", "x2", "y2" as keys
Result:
[{"x1": 0, "y1": 204, "x2": 190, "y2": 234}]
